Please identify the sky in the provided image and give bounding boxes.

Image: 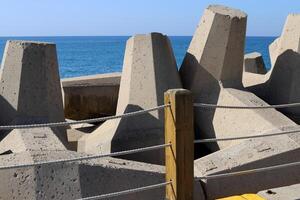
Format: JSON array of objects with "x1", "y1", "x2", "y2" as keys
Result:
[{"x1": 0, "y1": 0, "x2": 299, "y2": 37}]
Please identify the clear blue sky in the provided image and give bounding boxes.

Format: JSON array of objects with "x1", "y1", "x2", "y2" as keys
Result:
[{"x1": 0, "y1": 0, "x2": 299, "y2": 37}]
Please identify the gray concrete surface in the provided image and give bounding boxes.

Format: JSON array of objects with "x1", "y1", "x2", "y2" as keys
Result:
[
  {"x1": 0, "y1": 41, "x2": 67, "y2": 146},
  {"x1": 62, "y1": 73, "x2": 121, "y2": 120},
  {"x1": 78, "y1": 33, "x2": 182, "y2": 165},
  {"x1": 266, "y1": 50, "x2": 300, "y2": 123},
  {"x1": 269, "y1": 14, "x2": 300, "y2": 68},
  {"x1": 0, "y1": 40, "x2": 65, "y2": 126},
  {"x1": 258, "y1": 183, "x2": 300, "y2": 200},
  {"x1": 0, "y1": 151, "x2": 205, "y2": 200},
  {"x1": 179, "y1": 5, "x2": 295, "y2": 152},
  {"x1": 194, "y1": 126, "x2": 300, "y2": 200},
  {"x1": 243, "y1": 52, "x2": 267, "y2": 74}
]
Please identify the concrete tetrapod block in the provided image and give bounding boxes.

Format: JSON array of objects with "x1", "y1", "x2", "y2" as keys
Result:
[
  {"x1": 243, "y1": 52, "x2": 267, "y2": 74},
  {"x1": 195, "y1": 87, "x2": 296, "y2": 151},
  {"x1": 0, "y1": 40, "x2": 67, "y2": 145},
  {"x1": 263, "y1": 50, "x2": 300, "y2": 123},
  {"x1": 179, "y1": 5, "x2": 294, "y2": 151},
  {"x1": 269, "y1": 37, "x2": 281, "y2": 69},
  {"x1": 269, "y1": 14, "x2": 300, "y2": 67},
  {"x1": 78, "y1": 33, "x2": 182, "y2": 165},
  {"x1": 0, "y1": 152, "x2": 205, "y2": 200},
  {"x1": 258, "y1": 183, "x2": 300, "y2": 200},
  {"x1": 0, "y1": 127, "x2": 66, "y2": 154},
  {"x1": 62, "y1": 72, "x2": 121, "y2": 120},
  {"x1": 194, "y1": 126, "x2": 300, "y2": 200},
  {"x1": 180, "y1": 5, "x2": 247, "y2": 87}
]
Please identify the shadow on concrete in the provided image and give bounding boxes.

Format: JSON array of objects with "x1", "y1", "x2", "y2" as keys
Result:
[
  {"x1": 78, "y1": 162, "x2": 164, "y2": 199},
  {"x1": 267, "y1": 50, "x2": 300, "y2": 124},
  {"x1": 0, "y1": 95, "x2": 16, "y2": 141},
  {"x1": 111, "y1": 104, "x2": 164, "y2": 165},
  {"x1": 180, "y1": 53, "x2": 222, "y2": 158},
  {"x1": 247, "y1": 50, "x2": 300, "y2": 125}
]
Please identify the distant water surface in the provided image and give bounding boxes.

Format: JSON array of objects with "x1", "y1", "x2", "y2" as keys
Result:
[{"x1": 0, "y1": 36, "x2": 276, "y2": 78}]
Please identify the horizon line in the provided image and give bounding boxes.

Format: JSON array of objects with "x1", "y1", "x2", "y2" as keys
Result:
[{"x1": 0, "y1": 35, "x2": 279, "y2": 38}]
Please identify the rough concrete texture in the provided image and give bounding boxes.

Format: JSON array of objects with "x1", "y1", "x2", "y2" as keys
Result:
[
  {"x1": 269, "y1": 37, "x2": 281, "y2": 69},
  {"x1": 0, "y1": 151, "x2": 204, "y2": 200},
  {"x1": 246, "y1": 50, "x2": 300, "y2": 123},
  {"x1": 247, "y1": 14, "x2": 299, "y2": 91},
  {"x1": 0, "y1": 40, "x2": 68, "y2": 146},
  {"x1": 179, "y1": 5, "x2": 295, "y2": 151},
  {"x1": 266, "y1": 50, "x2": 300, "y2": 123},
  {"x1": 243, "y1": 52, "x2": 267, "y2": 74},
  {"x1": 243, "y1": 15, "x2": 300, "y2": 124},
  {"x1": 242, "y1": 71, "x2": 269, "y2": 88},
  {"x1": 179, "y1": 5, "x2": 246, "y2": 151},
  {"x1": 78, "y1": 33, "x2": 182, "y2": 164},
  {"x1": 62, "y1": 72, "x2": 121, "y2": 120},
  {"x1": 258, "y1": 183, "x2": 300, "y2": 200},
  {"x1": 0, "y1": 40, "x2": 65, "y2": 126},
  {"x1": 194, "y1": 126, "x2": 300, "y2": 200},
  {"x1": 269, "y1": 14, "x2": 300, "y2": 67},
  {"x1": 180, "y1": 5, "x2": 247, "y2": 87},
  {"x1": 0, "y1": 127, "x2": 66, "y2": 154},
  {"x1": 200, "y1": 88, "x2": 296, "y2": 150}
]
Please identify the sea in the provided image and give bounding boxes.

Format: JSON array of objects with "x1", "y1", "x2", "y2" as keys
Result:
[{"x1": 0, "y1": 36, "x2": 276, "y2": 79}]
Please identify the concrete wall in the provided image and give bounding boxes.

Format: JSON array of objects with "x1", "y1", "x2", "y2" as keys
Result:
[{"x1": 62, "y1": 73, "x2": 121, "y2": 120}]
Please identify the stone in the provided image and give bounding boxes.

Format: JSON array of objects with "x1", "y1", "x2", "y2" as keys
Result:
[
  {"x1": 269, "y1": 14, "x2": 300, "y2": 67},
  {"x1": 0, "y1": 41, "x2": 67, "y2": 145},
  {"x1": 258, "y1": 183, "x2": 300, "y2": 200},
  {"x1": 194, "y1": 126, "x2": 300, "y2": 200},
  {"x1": 62, "y1": 72, "x2": 121, "y2": 120},
  {"x1": 243, "y1": 52, "x2": 267, "y2": 74},
  {"x1": 78, "y1": 33, "x2": 182, "y2": 164}
]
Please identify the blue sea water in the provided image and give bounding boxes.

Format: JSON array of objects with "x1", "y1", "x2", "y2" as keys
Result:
[{"x1": 0, "y1": 36, "x2": 276, "y2": 78}]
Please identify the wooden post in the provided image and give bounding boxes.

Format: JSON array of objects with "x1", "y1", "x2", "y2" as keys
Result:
[{"x1": 165, "y1": 89, "x2": 194, "y2": 200}]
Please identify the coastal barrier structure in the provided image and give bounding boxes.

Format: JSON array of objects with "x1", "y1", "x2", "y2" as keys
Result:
[
  {"x1": 0, "y1": 4, "x2": 300, "y2": 200},
  {"x1": 243, "y1": 52, "x2": 267, "y2": 74},
  {"x1": 78, "y1": 33, "x2": 182, "y2": 165},
  {"x1": 244, "y1": 14, "x2": 300, "y2": 124}
]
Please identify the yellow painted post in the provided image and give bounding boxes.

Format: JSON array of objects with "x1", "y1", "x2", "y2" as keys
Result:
[{"x1": 164, "y1": 89, "x2": 194, "y2": 200}]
